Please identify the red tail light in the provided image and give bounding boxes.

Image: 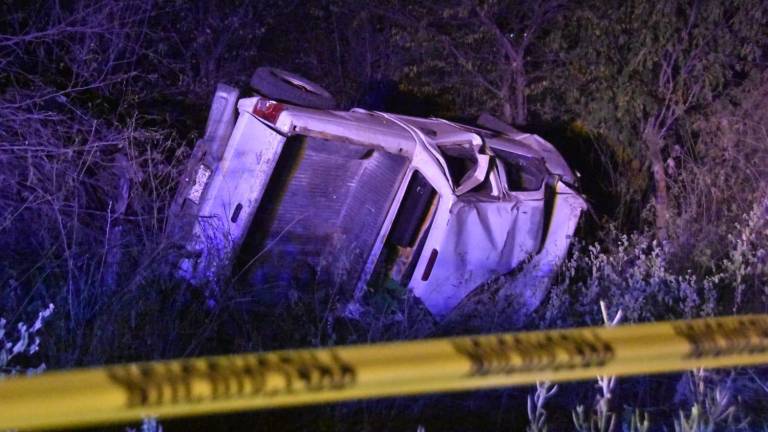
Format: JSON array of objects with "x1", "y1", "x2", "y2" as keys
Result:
[{"x1": 252, "y1": 98, "x2": 284, "y2": 124}]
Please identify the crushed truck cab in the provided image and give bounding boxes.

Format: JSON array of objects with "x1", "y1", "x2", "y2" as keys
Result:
[{"x1": 168, "y1": 74, "x2": 585, "y2": 318}]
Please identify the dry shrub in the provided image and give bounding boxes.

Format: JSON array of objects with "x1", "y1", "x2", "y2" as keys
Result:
[
  {"x1": 542, "y1": 71, "x2": 768, "y2": 327},
  {"x1": 0, "y1": 0, "x2": 200, "y2": 366},
  {"x1": 0, "y1": 88, "x2": 194, "y2": 365},
  {"x1": 543, "y1": 198, "x2": 766, "y2": 329},
  {"x1": 542, "y1": 226, "x2": 711, "y2": 327},
  {"x1": 669, "y1": 70, "x2": 768, "y2": 275}
]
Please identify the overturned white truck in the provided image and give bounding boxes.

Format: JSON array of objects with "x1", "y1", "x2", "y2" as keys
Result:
[{"x1": 168, "y1": 68, "x2": 585, "y2": 318}]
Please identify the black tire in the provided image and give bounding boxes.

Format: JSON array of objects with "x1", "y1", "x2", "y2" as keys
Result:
[{"x1": 250, "y1": 67, "x2": 336, "y2": 110}]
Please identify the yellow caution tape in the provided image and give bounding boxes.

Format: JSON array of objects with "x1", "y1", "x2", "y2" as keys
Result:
[{"x1": 2, "y1": 314, "x2": 768, "y2": 430}]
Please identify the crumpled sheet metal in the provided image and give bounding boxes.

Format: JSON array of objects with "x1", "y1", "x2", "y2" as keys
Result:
[
  {"x1": 414, "y1": 182, "x2": 584, "y2": 317},
  {"x1": 413, "y1": 196, "x2": 542, "y2": 316}
]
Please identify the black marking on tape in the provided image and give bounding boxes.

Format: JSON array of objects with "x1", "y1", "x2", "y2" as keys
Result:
[
  {"x1": 452, "y1": 331, "x2": 615, "y2": 376},
  {"x1": 106, "y1": 350, "x2": 356, "y2": 408},
  {"x1": 673, "y1": 317, "x2": 768, "y2": 359}
]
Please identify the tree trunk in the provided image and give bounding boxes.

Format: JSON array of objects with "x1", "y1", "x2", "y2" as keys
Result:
[
  {"x1": 512, "y1": 65, "x2": 527, "y2": 126},
  {"x1": 644, "y1": 124, "x2": 669, "y2": 241},
  {"x1": 102, "y1": 152, "x2": 130, "y2": 291},
  {"x1": 501, "y1": 100, "x2": 514, "y2": 124},
  {"x1": 500, "y1": 83, "x2": 514, "y2": 124}
]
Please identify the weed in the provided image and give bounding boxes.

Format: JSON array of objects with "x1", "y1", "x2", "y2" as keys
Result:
[{"x1": 0, "y1": 303, "x2": 54, "y2": 376}]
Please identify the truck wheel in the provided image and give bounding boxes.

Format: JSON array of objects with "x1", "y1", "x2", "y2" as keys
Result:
[{"x1": 250, "y1": 67, "x2": 336, "y2": 110}]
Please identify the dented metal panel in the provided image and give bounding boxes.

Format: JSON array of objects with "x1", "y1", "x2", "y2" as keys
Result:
[
  {"x1": 411, "y1": 195, "x2": 543, "y2": 316},
  {"x1": 501, "y1": 181, "x2": 587, "y2": 318},
  {"x1": 179, "y1": 113, "x2": 287, "y2": 282}
]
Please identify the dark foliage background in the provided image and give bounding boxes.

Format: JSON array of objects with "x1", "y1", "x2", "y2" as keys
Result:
[{"x1": 1, "y1": 0, "x2": 767, "y2": 430}]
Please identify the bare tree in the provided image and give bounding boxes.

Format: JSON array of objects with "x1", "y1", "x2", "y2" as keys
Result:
[{"x1": 377, "y1": 0, "x2": 566, "y2": 125}]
